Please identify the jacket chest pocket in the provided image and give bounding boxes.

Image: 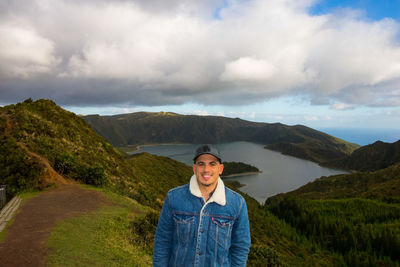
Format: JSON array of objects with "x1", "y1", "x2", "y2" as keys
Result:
[
  {"x1": 210, "y1": 217, "x2": 234, "y2": 248},
  {"x1": 173, "y1": 214, "x2": 195, "y2": 244}
]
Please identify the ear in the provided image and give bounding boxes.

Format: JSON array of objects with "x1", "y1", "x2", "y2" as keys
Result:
[
  {"x1": 193, "y1": 164, "x2": 196, "y2": 174},
  {"x1": 219, "y1": 164, "x2": 224, "y2": 175}
]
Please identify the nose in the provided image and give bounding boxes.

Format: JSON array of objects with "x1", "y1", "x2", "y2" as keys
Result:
[{"x1": 203, "y1": 163, "x2": 211, "y2": 172}]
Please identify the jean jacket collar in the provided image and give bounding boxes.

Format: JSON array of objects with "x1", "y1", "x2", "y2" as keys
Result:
[{"x1": 189, "y1": 174, "x2": 226, "y2": 206}]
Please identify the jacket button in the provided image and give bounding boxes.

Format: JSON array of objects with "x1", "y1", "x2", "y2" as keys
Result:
[
  {"x1": 200, "y1": 229, "x2": 204, "y2": 233},
  {"x1": 199, "y1": 251, "x2": 202, "y2": 255}
]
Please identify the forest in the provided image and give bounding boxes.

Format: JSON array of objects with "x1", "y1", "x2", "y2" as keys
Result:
[{"x1": 268, "y1": 197, "x2": 400, "y2": 266}]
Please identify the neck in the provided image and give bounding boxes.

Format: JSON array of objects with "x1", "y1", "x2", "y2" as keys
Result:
[{"x1": 200, "y1": 183, "x2": 217, "y2": 202}]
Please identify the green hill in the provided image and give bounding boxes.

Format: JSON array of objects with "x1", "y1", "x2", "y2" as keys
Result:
[
  {"x1": 267, "y1": 162, "x2": 400, "y2": 203},
  {"x1": 221, "y1": 161, "x2": 260, "y2": 177},
  {"x1": 0, "y1": 98, "x2": 191, "y2": 208},
  {"x1": 265, "y1": 160, "x2": 400, "y2": 266},
  {"x1": 1, "y1": 98, "x2": 353, "y2": 266},
  {"x1": 83, "y1": 112, "x2": 358, "y2": 164},
  {"x1": 324, "y1": 140, "x2": 400, "y2": 171}
]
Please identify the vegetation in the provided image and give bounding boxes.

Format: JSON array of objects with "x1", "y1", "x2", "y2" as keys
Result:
[
  {"x1": 222, "y1": 161, "x2": 260, "y2": 177},
  {"x1": 268, "y1": 198, "x2": 400, "y2": 266},
  {"x1": 232, "y1": 186, "x2": 340, "y2": 267},
  {"x1": 0, "y1": 99, "x2": 191, "y2": 209},
  {"x1": 267, "y1": 162, "x2": 400, "y2": 204},
  {"x1": 126, "y1": 152, "x2": 191, "y2": 209},
  {"x1": 2, "y1": 99, "x2": 400, "y2": 266},
  {"x1": 324, "y1": 140, "x2": 400, "y2": 171},
  {"x1": 130, "y1": 211, "x2": 159, "y2": 254},
  {"x1": 266, "y1": 160, "x2": 400, "y2": 267},
  {"x1": 46, "y1": 187, "x2": 152, "y2": 266},
  {"x1": 0, "y1": 135, "x2": 43, "y2": 197},
  {"x1": 83, "y1": 112, "x2": 358, "y2": 164}
]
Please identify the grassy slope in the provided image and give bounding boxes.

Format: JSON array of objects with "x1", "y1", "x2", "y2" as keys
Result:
[
  {"x1": 46, "y1": 185, "x2": 153, "y2": 266},
  {"x1": 0, "y1": 99, "x2": 191, "y2": 209},
  {"x1": 45, "y1": 182, "x2": 341, "y2": 267}
]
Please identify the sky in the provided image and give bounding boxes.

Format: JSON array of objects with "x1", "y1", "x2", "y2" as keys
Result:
[{"x1": 1, "y1": 0, "x2": 400, "y2": 139}]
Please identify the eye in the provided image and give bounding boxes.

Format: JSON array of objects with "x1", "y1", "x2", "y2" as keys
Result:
[
  {"x1": 197, "y1": 162, "x2": 205, "y2": 166},
  {"x1": 210, "y1": 162, "x2": 217, "y2": 166}
]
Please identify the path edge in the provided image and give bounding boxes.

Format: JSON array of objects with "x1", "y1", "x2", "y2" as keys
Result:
[{"x1": 0, "y1": 196, "x2": 22, "y2": 232}]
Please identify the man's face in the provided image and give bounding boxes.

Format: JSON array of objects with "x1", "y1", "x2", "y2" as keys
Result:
[{"x1": 193, "y1": 154, "x2": 224, "y2": 190}]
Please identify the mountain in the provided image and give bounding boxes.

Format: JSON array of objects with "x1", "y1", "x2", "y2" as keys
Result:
[
  {"x1": 324, "y1": 140, "x2": 400, "y2": 171},
  {"x1": 83, "y1": 112, "x2": 358, "y2": 164},
  {"x1": 0, "y1": 99, "x2": 191, "y2": 208}
]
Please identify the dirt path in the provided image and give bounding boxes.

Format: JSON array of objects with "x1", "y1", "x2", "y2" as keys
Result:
[
  {"x1": 17, "y1": 142, "x2": 71, "y2": 187},
  {"x1": 0, "y1": 184, "x2": 111, "y2": 266}
]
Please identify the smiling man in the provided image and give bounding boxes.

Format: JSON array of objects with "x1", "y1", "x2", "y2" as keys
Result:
[{"x1": 153, "y1": 144, "x2": 251, "y2": 267}]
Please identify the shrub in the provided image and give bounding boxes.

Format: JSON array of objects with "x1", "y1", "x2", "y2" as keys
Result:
[
  {"x1": 78, "y1": 166, "x2": 107, "y2": 186},
  {"x1": 0, "y1": 136, "x2": 43, "y2": 196},
  {"x1": 130, "y1": 211, "x2": 159, "y2": 254}
]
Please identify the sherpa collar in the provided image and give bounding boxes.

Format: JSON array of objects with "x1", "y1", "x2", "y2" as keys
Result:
[{"x1": 189, "y1": 174, "x2": 226, "y2": 206}]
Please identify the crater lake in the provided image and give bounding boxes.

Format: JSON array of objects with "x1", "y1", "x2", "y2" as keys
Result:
[{"x1": 129, "y1": 141, "x2": 347, "y2": 203}]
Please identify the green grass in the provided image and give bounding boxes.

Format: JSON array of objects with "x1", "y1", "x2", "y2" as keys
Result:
[{"x1": 46, "y1": 186, "x2": 153, "y2": 267}]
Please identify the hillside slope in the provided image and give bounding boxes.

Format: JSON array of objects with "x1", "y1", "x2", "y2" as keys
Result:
[
  {"x1": 267, "y1": 162, "x2": 400, "y2": 204},
  {"x1": 265, "y1": 161, "x2": 400, "y2": 266},
  {"x1": 0, "y1": 99, "x2": 191, "y2": 208},
  {"x1": 83, "y1": 112, "x2": 358, "y2": 164},
  {"x1": 324, "y1": 140, "x2": 400, "y2": 171}
]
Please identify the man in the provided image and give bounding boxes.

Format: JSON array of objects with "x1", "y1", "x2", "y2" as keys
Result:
[{"x1": 153, "y1": 144, "x2": 251, "y2": 267}]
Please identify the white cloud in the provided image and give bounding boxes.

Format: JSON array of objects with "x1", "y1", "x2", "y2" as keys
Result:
[
  {"x1": 331, "y1": 103, "x2": 356, "y2": 110},
  {"x1": 0, "y1": 21, "x2": 60, "y2": 79},
  {"x1": 1, "y1": 0, "x2": 400, "y2": 109},
  {"x1": 220, "y1": 57, "x2": 277, "y2": 82}
]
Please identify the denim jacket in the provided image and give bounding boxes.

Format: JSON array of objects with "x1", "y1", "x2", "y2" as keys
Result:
[{"x1": 153, "y1": 175, "x2": 251, "y2": 267}]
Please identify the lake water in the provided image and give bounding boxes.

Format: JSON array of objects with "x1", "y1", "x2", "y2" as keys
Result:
[{"x1": 129, "y1": 142, "x2": 346, "y2": 204}]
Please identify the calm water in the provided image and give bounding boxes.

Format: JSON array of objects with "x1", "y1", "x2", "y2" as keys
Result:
[{"x1": 130, "y1": 142, "x2": 346, "y2": 203}]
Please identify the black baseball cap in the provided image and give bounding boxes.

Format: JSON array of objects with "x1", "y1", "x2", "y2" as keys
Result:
[{"x1": 193, "y1": 144, "x2": 222, "y2": 163}]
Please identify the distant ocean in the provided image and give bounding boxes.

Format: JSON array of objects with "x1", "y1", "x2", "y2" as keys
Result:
[{"x1": 318, "y1": 128, "x2": 400, "y2": 146}]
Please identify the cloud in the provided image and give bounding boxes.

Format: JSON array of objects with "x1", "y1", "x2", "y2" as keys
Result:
[
  {"x1": 0, "y1": 0, "x2": 400, "y2": 109},
  {"x1": 330, "y1": 103, "x2": 356, "y2": 110},
  {"x1": 220, "y1": 57, "x2": 277, "y2": 82},
  {"x1": 0, "y1": 21, "x2": 60, "y2": 79}
]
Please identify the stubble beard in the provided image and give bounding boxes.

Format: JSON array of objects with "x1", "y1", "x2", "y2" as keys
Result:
[{"x1": 200, "y1": 182, "x2": 213, "y2": 187}]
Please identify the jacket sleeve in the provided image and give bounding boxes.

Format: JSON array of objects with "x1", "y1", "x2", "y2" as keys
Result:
[
  {"x1": 230, "y1": 198, "x2": 251, "y2": 267},
  {"x1": 153, "y1": 193, "x2": 174, "y2": 267}
]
